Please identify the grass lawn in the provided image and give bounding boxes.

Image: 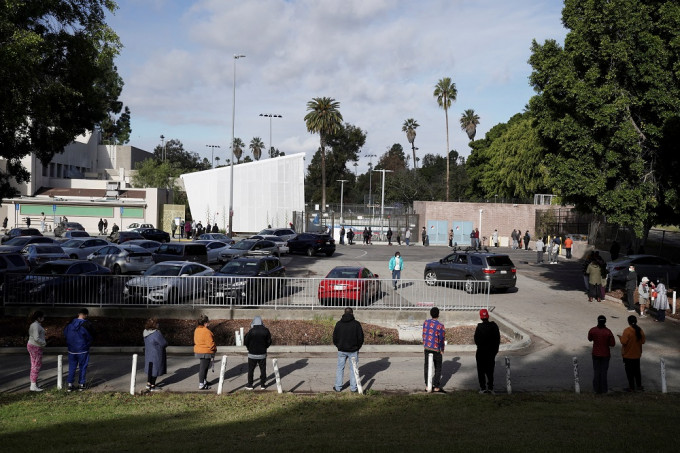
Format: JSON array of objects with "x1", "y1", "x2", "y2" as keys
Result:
[{"x1": 0, "y1": 391, "x2": 677, "y2": 452}]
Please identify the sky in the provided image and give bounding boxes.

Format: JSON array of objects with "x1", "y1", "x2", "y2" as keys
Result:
[{"x1": 105, "y1": 0, "x2": 567, "y2": 173}]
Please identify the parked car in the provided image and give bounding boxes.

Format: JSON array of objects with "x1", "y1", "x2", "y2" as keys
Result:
[
  {"x1": 249, "y1": 235, "x2": 289, "y2": 254},
  {"x1": 53, "y1": 222, "x2": 85, "y2": 237},
  {"x1": 19, "y1": 259, "x2": 112, "y2": 304},
  {"x1": 63, "y1": 230, "x2": 91, "y2": 239},
  {"x1": 424, "y1": 250, "x2": 517, "y2": 293},
  {"x1": 108, "y1": 231, "x2": 145, "y2": 244},
  {"x1": 123, "y1": 261, "x2": 214, "y2": 304},
  {"x1": 193, "y1": 240, "x2": 232, "y2": 264},
  {"x1": 206, "y1": 256, "x2": 286, "y2": 304},
  {"x1": 317, "y1": 266, "x2": 381, "y2": 306},
  {"x1": 256, "y1": 227, "x2": 297, "y2": 242},
  {"x1": 153, "y1": 243, "x2": 208, "y2": 265},
  {"x1": 606, "y1": 254, "x2": 680, "y2": 285},
  {"x1": 21, "y1": 244, "x2": 68, "y2": 269},
  {"x1": 1, "y1": 228, "x2": 43, "y2": 244},
  {"x1": 0, "y1": 236, "x2": 56, "y2": 253},
  {"x1": 287, "y1": 233, "x2": 335, "y2": 257},
  {"x1": 61, "y1": 238, "x2": 111, "y2": 259},
  {"x1": 218, "y1": 239, "x2": 279, "y2": 264},
  {"x1": 196, "y1": 233, "x2": 235, "y2": 245},
  {"x1": 133, "y1": 227, "x2": 170, "y2": 243},
  {"x1": 87, "y1": 244, "x2": 155, "y2": 274},
  {"x1": 126, "y1": 223, "x2": 154, "y2": 231},
  {"x1": 0, "y1": 253, "x2": 31, "y2": 299},
  {"x1": 123, "y1": 239, "x2": 162, "y2": 253}
]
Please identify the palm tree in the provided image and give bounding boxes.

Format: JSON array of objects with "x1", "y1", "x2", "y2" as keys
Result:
[
  {"x1": 433, "y1": 77, "x2": 458, "y2": 202},
  {"x1": 250, "y1": 137, "x2": 265, "y2": 161},
  {"x1": 232, "y1": 137, "x2": 245, "y2": 163},
  {"x1": 460, "y1": 109, "x2": 480, "y2": 141},
  {"x1": 304, "y1": 97, "x2": 343, "y2": 212},
  {"x1": 402, "y1": 118, "x2": 419, "y2": 170},
  {"x1": 214, "y1": 156, "x2": 221, "y2": 167}
]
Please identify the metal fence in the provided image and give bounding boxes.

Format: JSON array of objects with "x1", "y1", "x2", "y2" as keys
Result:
[{"x1": 2, "y1": 274, "x2": 490, "y2": 311}]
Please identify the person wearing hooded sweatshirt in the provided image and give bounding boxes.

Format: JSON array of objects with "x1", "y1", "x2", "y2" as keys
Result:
[
  {"x1": 618, "y1": 315, "x2": 646, "y2": 392},
  {"x1": 63, "y1": 308, "x2": 94, "y2": 391},
  {"x1": 474, "y1": 309, "x2": 501, "y2": 394},
  {"x1": 332, "y1": 307, "x2": 364, "y2": 392},
  {"x1": 143, "y1": 318, "x2": 168, "y2": 392},
  {"x1": 587, "y1": 315, "x2": 615, "y2": 394},
  {"x1": 244, "y1": 316, "x2": 272, "y2": 390}
]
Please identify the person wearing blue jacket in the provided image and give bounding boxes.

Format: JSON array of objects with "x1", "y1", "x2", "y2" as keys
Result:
[
  {"x1": 143, "y1": 318, "x2": 168, "y2": 392},
  {"x1": 63, "y1": 308, "x2": 94, "y2": 391},
  {"x1": 388, "y1": 251, "x2": 404, "y2": 290}
]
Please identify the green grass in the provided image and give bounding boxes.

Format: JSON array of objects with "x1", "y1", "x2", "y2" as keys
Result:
[{"x1": 1, "y1": 391, "x2": 677, "y2": 452}]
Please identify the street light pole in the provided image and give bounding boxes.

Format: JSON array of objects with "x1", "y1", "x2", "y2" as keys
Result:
[
  {"x1": 160, "y1": 135, "x2": 165, "y2": 161},
  {"x1": 259, "y1": 113, "x2": 282, "y2": 155},
  {"x1": 337, "y1": 179, "x2": 348, "y2": 223},
  {"x1": 206, "y1": 145, "x2": 220, "y2": 168},
  {"x1": 365, "y1": 154, "x2": 376, "y2": 217},
  {"x1": 373, "y1": 169, "x2": 393, "y2": 232},
  {"x1": 229, "y1": 54, "x2": 245, "y2": 236}
]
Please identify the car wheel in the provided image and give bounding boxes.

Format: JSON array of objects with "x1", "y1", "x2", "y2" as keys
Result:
[
  {"x1": 306, "y1": 247, "x2": 315, "y2": 257},
  {"x1": 465, "y1": 276, "x2": 476, "y2": 294},
  {"x1": 112, "y1": 264, "x2": 122, "y2": 275},
  {"x1": 325, "y1": 251, "x2": 334, "y2": 257},
  {"x1": 424, "y1": 270, "x2": 438, "y2": 286}
]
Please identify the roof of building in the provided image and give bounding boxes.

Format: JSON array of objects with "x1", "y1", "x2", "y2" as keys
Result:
[{"x1": 34, "y1": 187, "x2": 147, "y2": 199}]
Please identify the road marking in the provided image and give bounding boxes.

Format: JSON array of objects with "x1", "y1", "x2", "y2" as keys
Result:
[{"x1": 352, "y1": 250, "x2": 368, "y2": 259}]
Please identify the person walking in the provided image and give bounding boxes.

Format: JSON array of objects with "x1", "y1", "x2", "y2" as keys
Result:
[
  {"x1": 536, "y1": 237, "x2": 545, "y2": 264},
  {"x1": 474, "y1": 228, "x2": 480, "y2": 249},
  {"x1": 638, "y1": 277, "x2": 651, "y2": 318},
  {"x1": 386, "y1": 227, "x2": 393, "y2": 246},
  {"x1": 339, "y1": 226, "x2": 345, "y2": 245},
  {"x1": 474, "y1": 309, "x2": 501, "y2": 394},
  {"x1": 63, "y1": 308, "x2": 94, "y2": 392},
  {"x1": 448, "y1": 229, "x2": 453, "y2": 248},
  {"x1": 422, "y1": 307, "x2": 445, "y2": 393},
  {"x1": 332, "y1": 307, "x2": 364, "y2": 392},
  {"x1": 564, "y1": 236, "x2": 573, "y2": 259},
  {"x1": 193, "y1": 315, "x2": 216, "y2": 390},
  {"x1": 143, "y1": 317, "x2": 168, "y2": 392},
  {"x1": 40, "y1": 212, "x2": 46, "y2": 233},
  {"x1": 523, "y1": 231, "x2": 531, "y2": 251},
  {"x1": 586, "y1": 258, "x2": 604, "y2": 302},
  {"x1": 388, "y1": 251, "x2": 404, "y2": 290},
  {"x1": 180, "y1": 221, "x2": 185, "y2": 239},
  {"x1": 27, "y1": 310, "x2": 47, "y2": 392},
  {"x1": 653, "y1": 278, "x2": 669, "y2": 322},
  {"x1": 171, "y1": 221, "x2": 177, "y2": 239},
  {"x1": 587, "y1": 315, "x2": 615, "y2": 394},
  {"x1": 550, "y1": 236, "x2": 561, "y2": 263},
  {"x1": 244, "y1": 316, "x2": 272, "y2": 390},
  {"x1": 625, "y1": 265, "x2": 638, "y2": 313},
  {"x1": 103, "y1": 219, "x2": 108, "y2": 234},
  {"x1": 617, "y1": 315, "x2": 646, "y2": 392},
  {"x1": 405, "y1": 228, "x2": 411, "y2": 246},
  {"x1": 492, "y1": 229, "x2": 498, "y2": 248}
]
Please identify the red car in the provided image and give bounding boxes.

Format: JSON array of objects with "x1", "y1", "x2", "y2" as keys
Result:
[{"x1": 317, "y1": 266, "x2": 381, "y2": 306}]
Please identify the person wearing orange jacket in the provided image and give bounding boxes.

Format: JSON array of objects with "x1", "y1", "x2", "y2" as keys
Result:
[
  {"x1": 194, "y1": 315, "x2": 216, "y2": 390},
  {"x1": 564, "y1": 236, "x2": 574, "y2": 259},
  {"x1": 618, "y1": 315, "x2": 646, "y2": 392}
]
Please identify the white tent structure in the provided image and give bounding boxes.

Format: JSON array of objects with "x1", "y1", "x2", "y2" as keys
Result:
[{"x1": 181, "y1": 153, "x2": 305, "y2": 233}]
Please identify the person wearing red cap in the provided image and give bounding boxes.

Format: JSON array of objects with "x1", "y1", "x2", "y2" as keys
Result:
[{"x1": 474, "y1": 308, "x2": 500, "y2": 394}]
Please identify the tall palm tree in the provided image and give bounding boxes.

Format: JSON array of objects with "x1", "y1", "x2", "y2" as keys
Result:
[
  {"x1": 460, "y1": 109, "x2": 480, "y2": 140},
  {"x1": 304, "y1": 97, "x2": 343, "y2": 212},
  {"x1": 249, "y1": 137, "x2": 265, "y2": 161},
  {"x1": 232, "y1": 137, "x2": 245, "y2": 163},
  {"x1": 433, "y1": 77, "x2": 458, "y2": 202},
  {"x1": 402, "y1": 118, "x2": 419, "y2": 170}
]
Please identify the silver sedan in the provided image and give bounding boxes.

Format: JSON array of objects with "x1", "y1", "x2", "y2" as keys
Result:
[
  {"x1": 193, "y1": 240, "x2": 232, "y2": 264},
  {"x1": 87, "y1": 244, "x2": 155, "y2": 274},
  {"x1": 123, "y1": 261, "x2": 214, "y2": 304},
  {"x1": 61, "y1": 238, "x2": 111, "y2": 259}
]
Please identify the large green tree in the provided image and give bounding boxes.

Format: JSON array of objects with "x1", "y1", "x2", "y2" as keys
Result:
[
  {"x1": 433, "y1": 77, "x2": 458, "y2": 201},
  {"x1": 152, "y1": 139, "x2": 210, "y2": 172},
  {"x1": 304, "y1": 97, "x2": 343, "y2": 211},
  {"x1": 460, "y1": 109, "x2": 480, "y2": 141},
  {"x1": 100, "y1": 106, "x2": 131, "y2": 145},
  {"x1": 0, "y1": 0, "x2": 124, "y2": 201},
  {"x1": 232, "y1": 138, "x2": 245, "y2": 164},
  {"x1": 529, "y1": 0, "x2": 680, "y2": 237}
]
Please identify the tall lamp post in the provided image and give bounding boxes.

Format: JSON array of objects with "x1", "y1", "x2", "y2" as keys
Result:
[
  {"x1": 479, "y1": 209, "x2": 483, "y2": 249},
  {"x1": 206, "y1": 145, "x2": 220, "y2": 168},
  {"x1": 337, "y1": 179, "x2": 348, "y2": 223},
  {"x1": 365, "y1": 154, "x2": 376, "y2": 217},
  {"x1": 229, "y1": 54, "x2": 246, "y2": 236},
  {"x1": 160, "y1": 135, "x2": 165, "y2": 161},
  {"x1": 373, "y1": 169, "x2": 393, "y2": 232},
  {"x1": 259, "y1": 113, "x2": 282, "y2": 155}
]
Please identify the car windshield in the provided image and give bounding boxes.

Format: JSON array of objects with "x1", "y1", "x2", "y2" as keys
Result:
[
  {"x1": 61, "y1": 239, "x2": 83, "y2": 248},
  {"x1": 218, "y1": 261, "x2": 260, "y2": 275},
  {"x1": 4, "y1": 237, "x2": 30, "y2": 246},
  {"x1": 326, "y1": 268, "x2": 360, "y2": 278},
  {"x1": 232, "y1": 240, "x2": 255, "y2": 251},
  {"x1": 258, "y1": 229, "x2": 274, "y2": 235},
  {"x1": 486, "y1": 256, "x2": 514, "y2": 267},
  {"x1": 144, "y1": 265, "x2": 182, "y2": 276}
]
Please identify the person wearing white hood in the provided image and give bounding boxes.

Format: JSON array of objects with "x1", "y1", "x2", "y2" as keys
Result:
[{"x1": 244, "y1": 316, "x2": 272, "y2": 390}]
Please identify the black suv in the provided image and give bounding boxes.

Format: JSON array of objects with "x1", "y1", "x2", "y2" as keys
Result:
[
  {"x1": 206, "y1": 256, "x2": 286, "y2": 304},
  {"x1": 287, "y1": 233, "x2": 335, "y2": 257},
  {"x1": 1, "y1": 228, "x2": 42, "y2": 244},
  {"x1": 424, "y1": 249, "x2": 516, "y2": 293}
]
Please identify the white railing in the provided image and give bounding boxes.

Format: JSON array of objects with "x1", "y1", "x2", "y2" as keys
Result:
[{"x1": 1, "y1": 274, "x2": 490, "y2": 311}]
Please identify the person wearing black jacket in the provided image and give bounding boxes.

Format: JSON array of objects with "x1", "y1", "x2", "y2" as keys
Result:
[
  {"x1": 474, "y1": 309, "x2": 501, "y2": 394},
  {"x1": 332, "y1": 307, "x2": 364, "y2": 392},
  {"x1": 244, "y1": 316, "x2": 272, "y2": 390}
]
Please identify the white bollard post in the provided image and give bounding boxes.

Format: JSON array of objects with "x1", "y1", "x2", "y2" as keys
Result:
[
  {"x1": 573, "y1": 357, "x2": 580, "y2": 394},
  {"x1": 673, "y1": 291, "x2": 676, "y2": 315},
  {"x1": 217, "y1": 355, "x2": 227, "y2": 395},
  {"x1": 426, "y1": 353, "x2": 434, "y2": 393},
  {"x1": 57, "y1": 354, "x2": 63, "y2": 390},
  {"x1": 240, "y1": 327, "x2": 244, "y2": 344},
  {"x1": 273, "y1": 358, "x2": 283, "y2": 394},
  {"x1": 130, "y1": 354, "x2": 138, "y2": 395},
  {"x1": 350, "y1": 356, "x2": 363, "y2": 395},
  {"x1": 661, "y1": 358, "x2": 667, "y2": 394},
  {"x1": 234, "y1": 330, "x2": 241, "y2": 346},
  {"x1": 505, "y1": 356, "x2": 512, "y2": 395}
]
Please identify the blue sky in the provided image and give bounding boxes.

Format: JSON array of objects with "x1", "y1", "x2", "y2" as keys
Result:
[{"x1": 106, "y1": 0, "x2": 566, "y2": 172}]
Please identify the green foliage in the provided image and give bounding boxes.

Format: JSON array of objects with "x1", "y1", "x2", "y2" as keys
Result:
[
  {"x1": 460, "y1": 109, "x2": 480, "y2": 141},
  {"x1": 401, "y1": 118, "x2": 419, "y2": 168},
  {"x1": 0, "y1": 0, "x2": 124, "y2": 202},
  {"x1": 152, "y1": 139, "x2": 210, "y2": 172},
  {"x1": 232, "y1": 137, "x2": 245, "y2": 163},
  {"x1": 433, "y1": 77, "x2": 458, "y2": 201},
  {"x1": 100, "y1": 106, "x2": 131, "y2": 145},
  {"x1": 249, "y1": 137, "x2": 265, "y2": 161},
  {"x1": 376, "y1": 144, "x2": 407, "y2": 173}
]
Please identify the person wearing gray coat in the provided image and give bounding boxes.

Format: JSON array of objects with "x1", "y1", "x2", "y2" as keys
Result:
[{"x1": 143, "y1": 318, "x2": 168, "y2": 391}]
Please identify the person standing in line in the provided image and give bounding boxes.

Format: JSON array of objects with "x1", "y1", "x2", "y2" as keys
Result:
[
  {"x1": 27, "y1": 310, "x2": 47, "y2": 391},
  {"x1": 347, "y1": 228, "x2": 354, "y2": 245},
  {"x1": 111, "y1": 223, "x2": 119, "y2": 234},
  {"x1": 40, "y1": 212, "x2": 46, "y2": 233},
  {"x1": 587, "y1": 315, "x2": 615, "y2": 394},
  {"x1": 193, "y1": 315, "x2": 216, "y2": 390},
  {"x1": 492, "y1": 229, "x2": 498, "y2": 248},
  {"x1": 212, "y1": 224, "x2": 218, "y2": 233},
  {"x1": 367, "y1": 227, "x2": 372, "y2": 244},
  {"x1": 586, "y1": 258, "x2": 604, "y2": 302},
  {"x1": 550, "y1": 235, "x2": 561, "y2": 263},
  {"x1": 332, "y1": 307, "x2": 364, "y2": 392},
  {"x1": 405, "y1": 228, "x2": 411, "y2": 246},
  {"x1": 524, "y1": 230, "x2": 531, "y2": 251},
  {"x1": 143, "y1": 317, "x2": 168, "y2": 392},
  {"x1": 339, "y1": 226, "x2": 345, "y2": 245},
  {"x1": 536, "y1": 237, "x2": 545, "y2": 264},
  {"x1": 618, "y1": 315, "x2": 646, "y2": 392},
  {"x1": 63, "y1": 308, "x2": 94, "y2": 392},
  {"x1": 422, "y1": 307, "x2": 445, "y2": 393},
  {"x1": 638, "y1": 277, "x2": 651, "y2": 318},
  {"x1": 389, "y1": 251, "x2": 404, "y2": 290},
  {"x1": 184, "y1": 220, "x2": 192, "y2": 240},
  {"x1": 244, "y1": 316, "x2": 272, "y2": 390},
  {"x1": 474, "y1": 309, "x2": 501, "y2": 394},
  {"x1": 653, "y1": 278, "x2": 669, "y2": 322},
  {"x1": 26, "y1": 216, "x2": 31, "y2": 228},
  {"x1": 564, "y1": 236, "x2": 573, "y2": 259},
  {"x1": 103, "y1": 219, "x2": 108, "y2": 234},
  {"x1": 421, "y1": 226, "x2": 427, "y2": 246},
  {"x1": 474, "y1": 228, "x2": 480, "y2": 249},
  {"x1": 448, "y1": 229, "x2": 453, "y2": 248},
  {"x1": 396, "y1": 230, "x2": 401, "y2": 246},
  {"x1": 171, "y1": 220, "x2": 177, "y2": 239},
  {"x1": 386, "y1": 227, "x2": 393, "y2": 246},
  {"x1": 98, "y1": 218, "x2": 104, "y2": 235},
  {"x1": 511, "y1": 229, "x2": 518, "y2": 249},
  {"x1": 363, "y1": 227, "x2": 369, "y2": 245},
  {"x1": 179, "y1": 220, "x2": 185, "y2": 239}
]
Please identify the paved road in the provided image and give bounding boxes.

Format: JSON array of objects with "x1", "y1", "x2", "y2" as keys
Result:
[{"x1": 2, "y1": 243, "x2": 678, "y2": 394}]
